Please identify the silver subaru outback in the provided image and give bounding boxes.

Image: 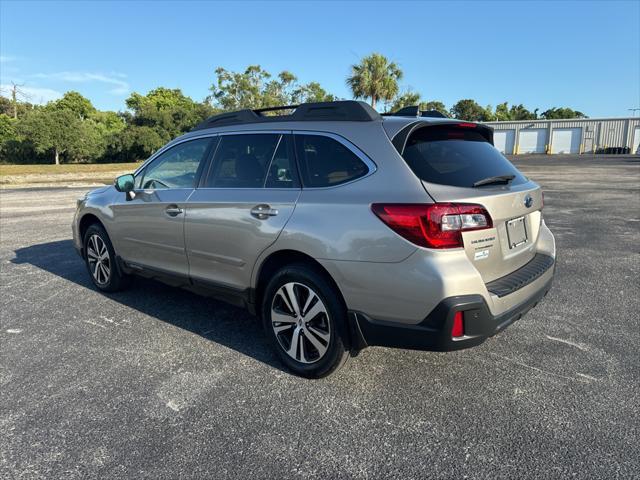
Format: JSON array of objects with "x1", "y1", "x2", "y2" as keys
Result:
[{"x1": 72, "y1": 101, "x2": 555, "y2": 377}]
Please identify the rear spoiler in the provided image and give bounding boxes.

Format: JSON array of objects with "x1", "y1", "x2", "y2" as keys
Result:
[
  {"x1": 382, "y1": 106, "x2": 448, "y2": 118},
  {"x1": 391, "y1": 121, "x2": 494, "y2": 154}
]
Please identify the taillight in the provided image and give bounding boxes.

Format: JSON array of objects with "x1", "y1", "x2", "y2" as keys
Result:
[{"x1": 371, "y1": 203, "x2": 493, "y2": 249}]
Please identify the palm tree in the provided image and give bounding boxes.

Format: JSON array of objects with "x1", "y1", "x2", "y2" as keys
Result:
[{"x1": 346, "y1": 53, "x2": 403, "y2": 110}]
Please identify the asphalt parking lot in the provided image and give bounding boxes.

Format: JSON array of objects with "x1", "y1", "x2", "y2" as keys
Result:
[{"x1": 1, "y1": 154, "x2": 638, "y2": 479}]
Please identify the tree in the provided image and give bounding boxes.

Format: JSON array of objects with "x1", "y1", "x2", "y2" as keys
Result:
[
  {"x1": 389, "y1": 91, "x2": 421, "y2": 112},
  {"x1": 99, "y1": 87, "x2": 216, "y2": 162},
  {"x1": 483, "y1": 105, "x2": 497, "y2": 121},
  {"x1": 93, "y1": 110, "x2": 126, "y2": 136},
  {"x1": 125, "y1": 87, "x2": 215, "y2": 141},
  {"x1": 509, "y1": 104, "x2": 537, "y2": 120},
  {"x1": 0, "y1": 113, "x2": 17, "y2": 160},
  {"x1": 422, "y1": 101, "x2": 448, "y2": 116},
  {"x1": 1, "y1": 83, "x2": 34, "y2": 119},
  {"x1": 291, "y1": 81, "x2": 337, "y2": 104},
  {"x1": 44, "y1": 92, "x2": 109, "y2": 162},
  {"x1": 2, "y1": 88, "x2": 210, "y2": 164},
  {"x1": 262, "y1": 71, "x2": 298, "y2": 108},
  {"x1": 493, "y1": 102, "x2": 538, "y2": 121},
  {"x1": 104, "y1": 87, "x2": 208, "y2": 161},
  {"x1": 0, "y1": 113, "x2": 16, "y2": 143},
  {"x1": 74, "y1": 119, "x2": 108, "y2": 162},
  {"x1": 127, "y1": 87, "x2": 199, "y2": 115},
  {"x1": 107, "y1": 125, "x2": 165, "y2": 162},
  {"x1": 450, "y1": 99, "x2": 494, "y2": 121},
  {"x1": 51, "y1": 91, "x2": 96, "y2": 120},
  {"x1": 18, "y1": 92, "x2": 111, "y2": 163},
  {"x1": 0, "y1": 95, "x2": 36, "y2": 119},
  {"x1": 0, "y1": 96, "x2": 13, "y2": 116},
  {"x1": 209, "y1": 66, "x2": 337, "y2": 111},
  {"x1": 388, "y1": 92, "x2": 448, "y2": 116},
  {"x1": 209, "y1": 65, "x2": 271, "y2": 111},
  {"x1": 495, "y1": 102, "x2": 511, "y2": 121},
  {"x1": 17, "y1": 109, "x2": 84, "y2": 164},
  {"x1": 540, "y1": 107, "x2": 587, "y2": 119},
  {"x1": 346, "y1": 53, "x2": 402, "y2": 109}
]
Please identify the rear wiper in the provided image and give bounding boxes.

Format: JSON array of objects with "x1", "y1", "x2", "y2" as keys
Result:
[{"x1": 473, "y1": 174, "x2": 515, "y2": 187}]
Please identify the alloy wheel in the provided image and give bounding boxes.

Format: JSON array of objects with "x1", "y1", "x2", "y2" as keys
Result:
[
  {"x1": 271, "y1": 282, "x2": 331, "y2": 364},
  {"x1": 86, "y1": 234, "x2": 111, "y2": 285}
]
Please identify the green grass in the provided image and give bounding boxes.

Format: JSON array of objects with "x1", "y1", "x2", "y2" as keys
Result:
[{"x1": 0, "y1": 162, "x2": 142, "y2": 176}]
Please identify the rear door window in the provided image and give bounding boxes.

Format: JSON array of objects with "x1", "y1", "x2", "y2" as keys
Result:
[
  {"x1": 204, "y1": 133, "x2": 298, "y2": 188},
  {"x1": 294, "y1": 134, "x2": 369, "y2": 188},
  {"x1": 264, "y1": 135, "x2": 300, "y2": 188},
  {"x1": 402, "y1": 125, "x2": 526, "y2": 188}
]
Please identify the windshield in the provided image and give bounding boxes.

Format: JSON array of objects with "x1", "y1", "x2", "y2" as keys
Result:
[{"x1": 402, "y1": 125, "x2": 526, "y2": 188}]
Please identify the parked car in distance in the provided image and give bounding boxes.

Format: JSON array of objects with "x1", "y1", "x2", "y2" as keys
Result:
[{"x1": 73, "y1": 101, "x2": 556, "y2": 377}]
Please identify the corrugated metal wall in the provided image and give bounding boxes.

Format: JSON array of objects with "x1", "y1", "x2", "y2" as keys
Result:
[{"x1": 484, "y1": 117, "x2": 640, "y2": 154}]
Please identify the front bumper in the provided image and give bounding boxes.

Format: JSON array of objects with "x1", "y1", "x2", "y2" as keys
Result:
[{"x1": 348, "y1": 256, "x2": 555, "y2": 352}]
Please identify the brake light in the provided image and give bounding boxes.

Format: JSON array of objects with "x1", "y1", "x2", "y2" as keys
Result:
[
  {"x1": 371, "y1": 203, "x2": 493, "y2": 249},
  {"x1": 451, "y1": 311, "x2": 464, "y2": 338},
  {"x1": 457, "y1": 122, "x2": 477, "y2": 128},
  {"x1": 447, "y1": 130, "x2": 466, "y2": 139}
]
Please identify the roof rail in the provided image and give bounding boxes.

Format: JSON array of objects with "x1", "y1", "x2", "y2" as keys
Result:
[
  {"x1": 253, "y1": 105, "x2": 298, "y2": 115},
  {"x1": 383, "y1": 106, "x2": 448, "y2": 118},
  {"x1": 191, "y1": 100, "x2": 381, "y2": 131}
]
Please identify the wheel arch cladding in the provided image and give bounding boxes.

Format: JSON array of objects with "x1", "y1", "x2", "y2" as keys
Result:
[
  {"x1": 79, "y1": 214, "x2": 106, "y2": 250},
  {"x1": 256, "y1": 249, "x2": 361, "y2": 355},
  {"x1": 255, "y1": 250, "x2": 348, "y2": 314}
]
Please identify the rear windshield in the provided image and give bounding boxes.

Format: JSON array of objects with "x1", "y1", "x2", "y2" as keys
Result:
[{"x1": 402, "y1": 125, "x2": 526, "y2": 188}]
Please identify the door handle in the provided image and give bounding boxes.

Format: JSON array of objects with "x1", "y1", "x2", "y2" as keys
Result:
[
  {"x1": 165, "y1": 205, "x2": 184, "y2": 217},
  {"x1": 250, "y1": 204, "x2": 278, "y2": 220}
]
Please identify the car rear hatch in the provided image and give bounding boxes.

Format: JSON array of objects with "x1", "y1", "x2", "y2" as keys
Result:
[{"x1": 397, "y1": 122, "x2": 543, "y2": 283}]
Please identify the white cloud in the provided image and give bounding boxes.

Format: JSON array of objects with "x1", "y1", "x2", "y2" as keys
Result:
[
  {"x1": 0, "y1": 84, "x2": 62, "y2": 104},
  {"x1": 30, "y1": 71, "x2": 130, "y2": 96}
]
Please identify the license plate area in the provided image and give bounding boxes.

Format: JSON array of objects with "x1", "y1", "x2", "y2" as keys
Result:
[{"x1": 506, "y1": 216, "x2": 528, "y2": 248}]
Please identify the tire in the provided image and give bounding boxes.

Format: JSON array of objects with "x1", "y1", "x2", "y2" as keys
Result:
[
  {"x1": 262, "y1": 263, "x2": 349, "y2": 378},
  {"x1": 83, "y1": 223, "x2": 131, "y2": 292}
]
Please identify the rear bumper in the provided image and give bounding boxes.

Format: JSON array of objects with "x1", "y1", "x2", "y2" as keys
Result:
[{"x1": 348, "y1": 272, "x2": 554, "y2": 352}]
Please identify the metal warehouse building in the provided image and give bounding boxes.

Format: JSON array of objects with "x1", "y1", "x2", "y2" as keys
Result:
[{"x1": 484, "y1": 117, "x2": 640, "y2": 155}]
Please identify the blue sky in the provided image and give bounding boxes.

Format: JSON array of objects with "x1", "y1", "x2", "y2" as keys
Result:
[{"x1": 1, "y1": 0, "x2": 639, "y2": 117}]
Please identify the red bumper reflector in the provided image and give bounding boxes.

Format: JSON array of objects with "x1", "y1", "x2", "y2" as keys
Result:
[{"x1": 451, "y1": 311, "x2": 464, "y2": 338}]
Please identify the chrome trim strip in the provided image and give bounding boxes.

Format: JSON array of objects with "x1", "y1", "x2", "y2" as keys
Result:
[
  {"x1": 217, "y1": 129, "x2": 292, "y2": 136},
  {"x1": 135, "y1": 129, "x2": 377, "y2": 190}
]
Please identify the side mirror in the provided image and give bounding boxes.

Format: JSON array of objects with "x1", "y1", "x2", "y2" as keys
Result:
[{"x1": 114, "y1": 174, "x2": 135, "y2": 193}]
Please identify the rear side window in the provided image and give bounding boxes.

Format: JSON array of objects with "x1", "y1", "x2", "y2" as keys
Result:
[
  {"x1": 294, "y1": 134, "x2": 369, "y2": 188},
  {"x1": 204, "y1": 134, "x2": 299, "y2": 188},
  {"x1": 402, "y1": 125, "x2": 526, "y2": 188}
]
